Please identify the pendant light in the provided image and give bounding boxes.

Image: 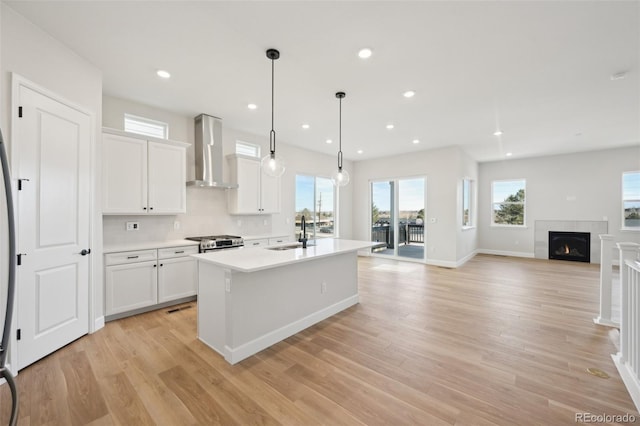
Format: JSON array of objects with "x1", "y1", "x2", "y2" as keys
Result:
[
  {"x1": 331, "y1": 91, "x2": 350, "y2": 187},
  {"x1": 261, "y1": 48, "x2": 286, "y2": 177}
]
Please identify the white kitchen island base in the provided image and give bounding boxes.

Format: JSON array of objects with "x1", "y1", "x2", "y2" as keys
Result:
[{"x1": 194, "y1": 239, "x2": 377, "y2": 364}]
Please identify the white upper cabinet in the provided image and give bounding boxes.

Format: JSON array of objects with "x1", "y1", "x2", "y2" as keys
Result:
[
  {"x1": 227, "y1": 154, "x2": 280, "y2": 215},
  {"x1": 102, "y1": 129, "x2": 187, "y2": 215}
]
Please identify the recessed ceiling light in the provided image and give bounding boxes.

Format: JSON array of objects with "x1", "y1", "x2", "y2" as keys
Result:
[
  {"x1": 326, "y1": 139, "x2": 333, "y2": 144},
  {"x1": 247, "y1": 103, "x2": 257, "y2": 110},
  {"x1": 357, "y1": 149, "x2": 364, "y2": 154},
  {"x1": 403, "y1": 90, "x2": 415, "y2": 98},
  {"x1": 493, "y1": 130, "x2": 503, "y2": 136},
  {"x1": 156, "y1": 70, "x2": 171, "y2": 79},
  {"x1": 412, "y1": 139, "x2": 420, "y2": 144},
  {"x1": 506, "y1": 152, "x2": 513, "y2": 157},
  {"x1": 358, "y1": 48, "x2": 373, "y2": 59},
  {"x1": 611, "y1": 71, "x2": 627, "y2": 81},
  {"x1": 302, "y1": 124, "x2": 310, "y2": 129},
  {"x1": 386, "y1": 124, "x2": 394, "y2": 130}
]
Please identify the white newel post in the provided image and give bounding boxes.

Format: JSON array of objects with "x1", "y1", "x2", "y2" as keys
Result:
[{"x1": 594, "y1": 235, "x2": 616, "y2": 326}]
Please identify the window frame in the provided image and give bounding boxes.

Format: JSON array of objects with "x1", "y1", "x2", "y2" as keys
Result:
[
  {"x1": 295, "y1": 174, "x2": 337, "y2": 240},
  {"x1": 462, "y1": 178, "x2": 474, "y2": 229},
  {"x1": 622, "y1": 171, "x2": 640, "y2": 231},
  {"x1": 490, "y1": 178, "x2": 527, "y2": 227},
  {"x1": 124, "y1": 113, "x2": 169, "y2": 139}
]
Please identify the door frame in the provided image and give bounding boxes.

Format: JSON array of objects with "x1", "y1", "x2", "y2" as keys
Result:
[
  {"x1": 369, "y1": 175, "x2": 427, "y2": 263},
  {"x1": 10, "y1": 73, "x2": 96, "y2": 372}
]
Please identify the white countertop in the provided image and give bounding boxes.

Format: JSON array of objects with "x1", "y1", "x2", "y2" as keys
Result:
[
  {"x1": 192, "y1": 238, "x2": 380, "y2": 273},
  {"x1": 242, "y1": 234, "x2": 291, "y2": 241},
  {"x1": 103, "y1": 239, "x2": 199, "y2": 254}
]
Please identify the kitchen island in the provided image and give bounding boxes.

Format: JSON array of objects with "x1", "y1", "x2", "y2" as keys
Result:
[{"x1": 192, "y1": 238, "x2": 379, "y2": 364}]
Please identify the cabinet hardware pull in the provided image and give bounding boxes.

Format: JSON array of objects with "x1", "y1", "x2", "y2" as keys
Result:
[
  {"x1": 175, "y1": 250, "x2": 184, "y2": 254},
  {"x1": 160, "y1": 263, "x2": 163, "y2": 267},
  {"x1": 127, "y1": 255, "x2": 139, "y2": 259},
  {"x1": 252, "y1": 242, "x2": 259, "y2": 246},
  {"x1": 149, "y1": 207, "x2": 154, "y2": 210},
  {"x1": 153, "y1": 264, "x2": 157, "y2": 267},
  {"x1": 143, "y1": 207, "x2": 147, "y2": 210}
]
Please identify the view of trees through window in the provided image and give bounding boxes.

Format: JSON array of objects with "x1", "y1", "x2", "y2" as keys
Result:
[
  {"x1": 492, "y1": 180, "x2": 526, "y2": 226},
  {"x1": 462, "y1": 179, "x2": 473, "y2": 227},
  {"x1": 623, "y1": 171, "x2": 640, "y2": 228},
  {"x1": 295, "y1": 175, "x2": 335, "y2": 239}
]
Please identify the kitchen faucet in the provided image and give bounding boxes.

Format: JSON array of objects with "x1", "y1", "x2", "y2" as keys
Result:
[{"x1": 298, "y1": 215, "x2": 308, "y2": 249}]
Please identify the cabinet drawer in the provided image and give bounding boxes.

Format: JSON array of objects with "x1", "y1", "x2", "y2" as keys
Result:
[
  {"x1": 245, "y1": 238, "x2": 269, "y2": 248},
  {"x1": 269, "y1": 236, "x2": 293, "y2": 245},
  {"x1": 105, "y1": 249, "x2": 157, "y2": 266},
  {"x1": 158, "y1": 245, "x2": 198, "y2": 259}
]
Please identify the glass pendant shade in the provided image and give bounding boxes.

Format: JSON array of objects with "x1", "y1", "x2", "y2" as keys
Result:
[
  {"x1": 261, "y1": 152, "x2": 285, "y2": 177},
  {"x1": 331, "y1": 167, "x2": 350, "y2": 187}
]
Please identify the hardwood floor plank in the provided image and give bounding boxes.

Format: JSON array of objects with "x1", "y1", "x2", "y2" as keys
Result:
[
  {"x1": 99, "y1": 372, "x2": 154, "y2": 426},
  {"x1": 58, "y1": 351, "x2": 109, "y2": 426},
  {"x1": 158, "y1": 365, "x2": 237, "y2": 425}
]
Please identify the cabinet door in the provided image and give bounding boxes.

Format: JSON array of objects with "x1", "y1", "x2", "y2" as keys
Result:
[
  {"x1": 260, "y1": 172, "x2": 280, "y2": 214},
  {"x1": 148, "y1": 141, "x2": 186, "y2": 214},
  {"x1": 102, "y1": 133, "x2": 148, "y2": 214},
  {"x1": 235, "y1": 157, "x2": 261, "y2": 213},
  {"x1": 158, "y1": 256, "x2": 197, "y2": 303},
  {"x1": 105, "y1": 260, "x2": 158, "y2": 315}
]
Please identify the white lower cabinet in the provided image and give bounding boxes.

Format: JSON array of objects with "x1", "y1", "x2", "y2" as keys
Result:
[
  {"x1": 105, "y1": 260, "x2": 158, "y2": 315},
  {"x1": 158, "y1": 255, "x2": 197, "y2": 303},
  {"x1": 105, "y1": 244, "x2": 198, "y2": 318}
]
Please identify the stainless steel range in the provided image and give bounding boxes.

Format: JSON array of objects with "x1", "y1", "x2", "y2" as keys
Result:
[{"x1": 186, "y1": 235, "x2": 244, "y2": 252}]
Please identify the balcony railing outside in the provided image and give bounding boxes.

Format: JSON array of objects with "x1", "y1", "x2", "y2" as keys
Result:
[{"x1": 372, "y1": 223, "x2": 424, "y2": 249}]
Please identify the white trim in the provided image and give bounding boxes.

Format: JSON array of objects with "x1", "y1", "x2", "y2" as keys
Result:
[
  {"x1": 456, "y1": 250, "x2": 478, "y2": 267},
  {"x1": 593, "y1": 317, "x2": 619, "y2": 328},
  {"x1": 221, "y1": 295, "x2": 359, "y2": 365},
  {"x1": 612, "y1": 353, "x2": 640, "y2": 412},
  {"x1": 93, "y1": 316, "x2": 105, "y2": 332},
  {"x1": 476, "y1": 248, "x2": 535, "y2": 258},
  {"x1": 425, "y1": 259, "x2": 458, "y2": 268}
]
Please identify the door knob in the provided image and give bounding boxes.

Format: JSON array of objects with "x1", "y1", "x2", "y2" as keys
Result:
[{"x1": 79, "y1": 249, "x2": 91, "y2": 256}]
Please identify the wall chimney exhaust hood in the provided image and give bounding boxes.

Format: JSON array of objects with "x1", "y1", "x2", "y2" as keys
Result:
[{"x1": 187, "y1": 114, "x2": 237, "y2": 188}]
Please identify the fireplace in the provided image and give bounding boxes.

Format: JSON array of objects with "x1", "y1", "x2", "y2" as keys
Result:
[{"x1": 548, "y1": 231, "x2": 590, "y2": 263}]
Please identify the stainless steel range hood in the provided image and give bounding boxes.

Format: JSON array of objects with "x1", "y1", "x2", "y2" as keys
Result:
[{"x1": 187, "y1": 114, "x2": 237, "y2": 188}]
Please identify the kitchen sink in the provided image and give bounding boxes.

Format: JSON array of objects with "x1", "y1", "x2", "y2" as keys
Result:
[{"x1": 266, "y1": 242, "x2": 315, "y2": 251}]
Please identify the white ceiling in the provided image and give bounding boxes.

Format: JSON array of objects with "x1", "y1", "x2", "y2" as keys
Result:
[{"x1": 6, "y1": 1, "x2": 639, "y2": 162}]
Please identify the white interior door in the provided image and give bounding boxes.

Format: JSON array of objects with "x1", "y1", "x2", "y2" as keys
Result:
[{"x1": 15, "y1": 81, "x2": 91, "y2": 370}]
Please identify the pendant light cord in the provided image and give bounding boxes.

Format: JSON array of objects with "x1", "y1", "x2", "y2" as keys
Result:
[
  {"x1": 270, "y1": 56, "x2": 276, "y2": 157},
  {"x1": 338, "y1": 95, "x2": 343, "y2": 171}
]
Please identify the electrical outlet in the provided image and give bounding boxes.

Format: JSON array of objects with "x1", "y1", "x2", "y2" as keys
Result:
[
  {"x1": 126, "y1": 222, "x2": 139, "y2": 231},
  {"x1": 237, "y1": 219, "x2": 242, "y2": 227},
  {"x1": 173, "y1": 221, "x2": 180, "y2": 230},
  {"x1": 263, "y1": 219, "x2": 268, "y2": 226},
  {"x1": 321, "y1": 282, "x2": 327, "y2": 294}
]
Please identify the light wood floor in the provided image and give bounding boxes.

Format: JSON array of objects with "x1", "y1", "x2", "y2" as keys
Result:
[{"x1": 1, "y1": 254, "x2": 637, "y2": 425}]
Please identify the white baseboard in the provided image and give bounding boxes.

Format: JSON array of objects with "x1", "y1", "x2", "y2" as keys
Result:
[
  {"x1": 612, "y1": 353, "x2": 640, "y2": 412},
  {"x1": 476, "y1": 249, "x2": 535, "y2": 258},
  {"x1": 593, "y1": 317, "x2": 619, "y2": 328},
  {"x1": 93, "y1": 316, "x2": 105, "y2": 333},
  {"x1": 224, "y1": 295, "x2": 359, "y2": 365},
  {"x1": 456, "y1": 251, "x2": 478, "y2": 268},
  {"x1": 426, "y1": 259, "x2": 458, "y2": 268}
]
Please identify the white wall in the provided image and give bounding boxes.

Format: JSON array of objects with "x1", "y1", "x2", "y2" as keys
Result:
[
  {"x1": 352, "y1": 146, "x2": 478, "y2": 266},
  {"x1": 478, "y1": 146, "x2": 640, "y2": 257},
  {"x1": 102, "y1": 96, "x2": 352, "y2": 246},
  {"x1": 0, "y1": 4, "x2": 103, "y2": 333}
]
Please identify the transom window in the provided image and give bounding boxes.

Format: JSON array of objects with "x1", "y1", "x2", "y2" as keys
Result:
[
  {"x1": 236, "y1": 141, "x2": 260, "y2": 158},
  {"x1": 124, "y1": 113, "x2": 168, "y2": 139},
  {"x1": 491, "y1": 179, "x2": 526, "y2": 226},
  {"x1": 623, "y1": 171, "x2": 640, "y2": 229}
]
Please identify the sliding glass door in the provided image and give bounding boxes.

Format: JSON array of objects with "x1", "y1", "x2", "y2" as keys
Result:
[{"x1": 371, "y1": 177, "x2": 425, "y2": 261}]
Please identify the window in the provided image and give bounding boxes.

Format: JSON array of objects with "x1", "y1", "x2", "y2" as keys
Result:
[
  {"x1": 462, "y1": 178, "x2": 473, "y2": 228},
  {"x1": 124, "y1": 114, "x2": 168, "y2": 139},
  {"x1": 295, "y1": 175, "x2": 335, "y2": 239},
  {"x1": 491, "y1": 179, "x2": 526, "y2": 226},
  {"x1": 623, "y1": 171, "x2": 640, "y2": 229},
  {"x1": 236, "y1": 140, "x2": 260, "y2": 158}
]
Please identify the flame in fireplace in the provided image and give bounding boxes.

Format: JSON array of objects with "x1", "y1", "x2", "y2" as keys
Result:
[{"x1": 564, "y1": 244, "x2": 570, "y2": 254}]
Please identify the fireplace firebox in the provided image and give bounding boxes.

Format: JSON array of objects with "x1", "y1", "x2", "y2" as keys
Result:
[{"x1": 548, "y1": 231, "x2": 590, "y2": 263}]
